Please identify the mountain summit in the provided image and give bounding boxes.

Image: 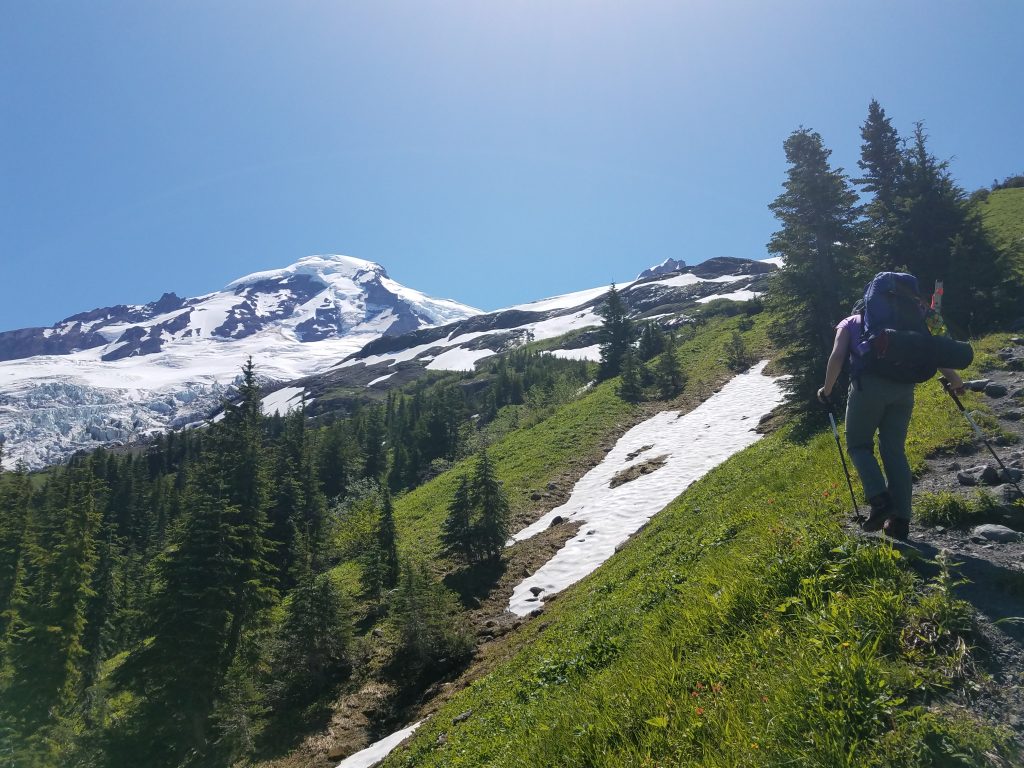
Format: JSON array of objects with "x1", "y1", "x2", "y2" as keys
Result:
[
  {"x1": 0, "y1": 255, "x2": 476, "y2": 362},
  {"x1": 0, "y1": 255, "x2": 479, "y2": 468}
]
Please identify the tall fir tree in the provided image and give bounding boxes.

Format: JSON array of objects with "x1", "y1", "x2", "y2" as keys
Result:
[
  {"x1": 597, "y1": 284, "x2": 634, "y2": 381},
  {"x1": 765, "y1": 128, "x2": 861, "y2": 410},
  {"x1": 617, "y1": 347, "x2": 644, "y2": 403},
  {"x1": 470, "y1": 450, "x2": 510, "y2": 561},
  {"x1": 362, "y1": 490, "x2": 399, "y2": 597},
  {"x1": 889, "y1": 124, "x2": 1009, "y2": 332},
  {"x1": 441, "y1": 475, "x2": 474, "y2": 564},
  {"x1": 856, "y1": 99, "x2": 904, "y2": 275},
  {"x1": 654, "y1": 332, "x2": 685, "y2": 399}
]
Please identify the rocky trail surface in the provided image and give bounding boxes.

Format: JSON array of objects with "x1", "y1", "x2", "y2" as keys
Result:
[{"x1": 859, "y1": 338, "x2": 1024, "y2": 755}]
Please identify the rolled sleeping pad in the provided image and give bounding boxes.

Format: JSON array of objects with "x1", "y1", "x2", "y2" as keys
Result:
[{"x1": 883, "y1": 330, "x2": 974, "y2": 370}]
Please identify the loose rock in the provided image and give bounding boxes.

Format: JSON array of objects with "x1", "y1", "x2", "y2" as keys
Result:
[
  {"x1": 965, "y1": 379, "x2": 991, "y2": 392},
  {"x1": 985, "y1": 383, "x2": 1009, "y2": 398},
  {"x1": 957, "y1": 471, "x2": 978, "y2": 486},
  {"x1": 453, "y1": 710, "x2": 473, "y2": 724},
  {"x1": 970, "y1": 524, "x2": 1023, "y2": 543}
]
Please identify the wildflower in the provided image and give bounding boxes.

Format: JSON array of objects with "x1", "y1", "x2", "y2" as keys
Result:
[
  {"x1": 711, "y1": 683, "x2": 723, "y2": 694},
  {"x1": 691, "y1": 690, "x2": 700, "y2": 698},
  {"x1": 695, "y1": 707, "x2": 705, "y2": 716},
  {"x1": 761, "y1": 695, "x2": 769, "y2": 703},
  {"x1": 751, "y1": 742, "x2": 759, "y2": 749}
]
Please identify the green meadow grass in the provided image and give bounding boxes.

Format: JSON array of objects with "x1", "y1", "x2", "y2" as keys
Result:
[
  {"x1": 374, "y1": 334, "x2": 1014, "y2": 767},
  {"x1": 383, "y1": 314, "x2": 768, "y2": 561},
  {"x1": 978, "y1": 187, "x2": 1024, "y2": 251}
]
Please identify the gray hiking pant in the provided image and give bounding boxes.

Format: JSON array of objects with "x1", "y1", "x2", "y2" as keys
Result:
[{"x1": 845, "y1": 373, "x2": 916, "y2": 521}]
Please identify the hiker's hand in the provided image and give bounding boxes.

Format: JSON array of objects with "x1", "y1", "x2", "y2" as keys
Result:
[
  {"x1": 817, "y1": 386, "x2": 830, "y2": 404},
  {"x1": 941, "y1": 370, "x2": 965, "y2": 395}
]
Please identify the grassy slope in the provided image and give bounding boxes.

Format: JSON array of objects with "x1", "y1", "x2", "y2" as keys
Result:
[
  {"x1": 376, "y1": 334, "x2": 1017, "y2": 767},
  {"x1": 978, "y1": 187, "x2": 1024, "y2": 251},
  {"x1": 388, "y1": 315, "x2": 768, "y2": 561}
]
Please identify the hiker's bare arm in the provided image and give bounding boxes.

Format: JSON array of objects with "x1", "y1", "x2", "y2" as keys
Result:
[
  {"x1": 938, "y1": 367, "x2": 965, "y2": 394},
  {"x1": 818, "y1": 326, "x2": 851, "y2": 402}
]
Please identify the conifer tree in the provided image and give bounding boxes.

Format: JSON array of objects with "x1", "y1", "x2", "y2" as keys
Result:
[
  {"x1": 637, "y1": 321, "x2": 667, "y2": 361},
  {"x1": 597, "y1": 284, "x2": 634, "y2": 380},
  {"x1": 856, "y1": 99, "x2": 904, "y2": 276},
  {"x1": 1, "y1": 467, "x2": 104, "y2": 754},
  {"x1": 0, "y1": 465, "x2": 31, "y2": 634},
  {"x1": 765, "y1": 128, "x2": 861, "y2": 409},
  {"x1": 265, "y1": 571, "x2": 353, "y2": 717},
  {"x1": 724, "y1": 330, "x2": 750, "y2": 372},
  {"x1": 654, "y1": 332, "x2": 685, "y2": 399},
  {"x1": 441, "y1": 474, "x2": 474, "y2": 564},
  {"x1": 470, "y1": 450, "x2": 510, "y2": 560},
  {"x1": 891, "y1": 124, "x2": 1009, "y2": 331},
  {"x1": 104, "y1": 359, "x2": 277, "y2": 766},
  {"x1": 362, "y1": 490, "x2": 399, "y2": 596},
  {"x1": 617, "y1": 348, "x2": 644, "y2": 403},
  {"x1": 362, "y1": 407, "x2": 388, "y2": 481},
  {"x1": 388, "y1": 558, "x2": 472, "y2": 678}
]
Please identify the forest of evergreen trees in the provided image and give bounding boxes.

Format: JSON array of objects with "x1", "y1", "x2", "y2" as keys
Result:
[{"x1": 0, "y1": 350, "x2": 592, "y2": 766}]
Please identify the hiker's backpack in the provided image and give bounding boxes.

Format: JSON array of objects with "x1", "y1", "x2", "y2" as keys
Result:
[{"x1": 848, "y1": 272, "x2": 973, "y2": 384}]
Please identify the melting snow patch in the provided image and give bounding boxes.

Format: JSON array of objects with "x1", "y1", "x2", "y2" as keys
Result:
[
  {"x1": 335, "y1": 721, "x2": 423, "y2": 768},
  {"x1": 425, "y1": 346, "x2": 494, "y2": 371},
  {"x1": 543, "y1": 344, "x2": 602, "y2": 362},
  {"x1": 366, "y1": 372, "x2": 396, "y2": 387},
  {"x1": 507, "y1": 360, "x2": 785, "y2": 616},
  {"x1": 696, "y1": 288, "x2": 760, "y2": 304},
  {"x1": 261, "y1": 386, "x2": 306, "y2": 416}
]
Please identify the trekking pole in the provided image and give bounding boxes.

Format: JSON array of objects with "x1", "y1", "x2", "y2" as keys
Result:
[
  {"x1": 822, "y1": 395, "x2": 863, "y2": 522},
  {"x1": 939, "y1": 377, "x2": 1024, "y2": 499}
]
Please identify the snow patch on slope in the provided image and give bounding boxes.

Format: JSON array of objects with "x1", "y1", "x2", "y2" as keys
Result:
[
  {"x1": 507, "y1": 361, "x2": 785, "y2": 616},
  {"x1": 335, "y1": 721, "x2": 423, "y2": 768}
]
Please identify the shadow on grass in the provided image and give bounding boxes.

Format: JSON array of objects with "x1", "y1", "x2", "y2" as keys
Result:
[{"x1": 443, "y1": 556, "x2": 507, "y2": 609}]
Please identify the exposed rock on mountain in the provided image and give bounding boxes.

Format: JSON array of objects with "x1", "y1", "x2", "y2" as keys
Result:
[{"x1": 0, "y1": 255, "x2": 479, "y2": 468}]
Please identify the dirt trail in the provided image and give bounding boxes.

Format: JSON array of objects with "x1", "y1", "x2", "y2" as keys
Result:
[{"x1": 856, "y1": 342, "x2": 1024, "y2": 751}]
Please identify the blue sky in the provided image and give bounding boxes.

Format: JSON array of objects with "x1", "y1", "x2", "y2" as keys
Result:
[{"x1": 2, "y1": 1, "x2": 1022, "y2": 331}]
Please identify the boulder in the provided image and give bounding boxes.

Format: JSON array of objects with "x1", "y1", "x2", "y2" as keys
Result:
[
  {"x1": 549, "y1": 515, "x2": 565, "y2": 527},
  {"x1": 985, "y1": 382, "x2": 1009, "y2": 398},
  {"x1": 956, "y1": 471, "x2": 978, "y2": 486},
  {"x1": 453, "y1": 709, "x2": 473, "y2": 724},
  {"x1": 970, "y1": 524, "x2": 1023, "y2": 543},
  {"x1": 980, "y1": 464, "x2": 1001, "y2": 485},
  {"x1": 1003, "y1": 410, "x2": 1023, "y2": 422},
  {"x1": 965, "y1": 379, "x2": 990, "y2": 392},
  {"x1": 529, "y1": 586, "x2": 544, "y2": 596}
]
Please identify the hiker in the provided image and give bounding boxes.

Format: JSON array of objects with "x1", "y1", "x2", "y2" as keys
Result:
[{"x1": 817, "y1": 273, "x2": 971, "y2": 540}]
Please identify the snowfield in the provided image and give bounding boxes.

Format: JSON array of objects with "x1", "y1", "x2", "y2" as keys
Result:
[
  {"x1": 335, "y1": 721, "x2": 422, "y2": 768},
  {"x1": 507, "y1": 361, "x2": 785, "y2": 616}
]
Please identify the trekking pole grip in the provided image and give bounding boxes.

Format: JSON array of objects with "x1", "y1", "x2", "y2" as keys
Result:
[{"x1": 939, "y1": 376, "x2": 966, "y2": 410}]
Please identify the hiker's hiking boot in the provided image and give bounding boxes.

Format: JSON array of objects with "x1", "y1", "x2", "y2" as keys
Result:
[
  {"x1": 861, "y1": 491, "x2": 893, "y2": 533},
  {"x1": 883, "y1": 517, "x2": 910, "y2": 541}
]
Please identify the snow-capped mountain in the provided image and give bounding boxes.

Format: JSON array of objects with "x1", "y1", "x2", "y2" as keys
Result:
[
  {"x1": 0, "y1": 255, "x2": 479, "y2": 468},
  {"x1": 293, "y1": 256, "x2": 774, "y2": 405}
]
